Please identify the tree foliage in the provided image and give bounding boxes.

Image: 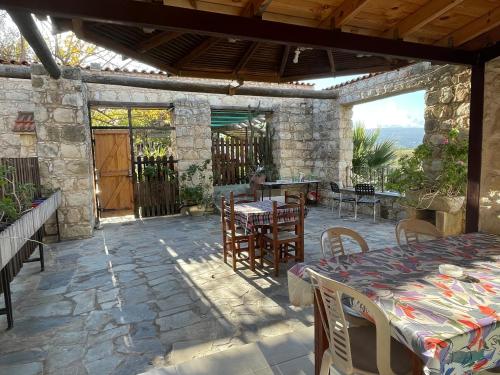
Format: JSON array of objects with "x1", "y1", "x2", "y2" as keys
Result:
[
  {"x1": 91, "y1": 107, "x2": 174, "y2": 158},
  {"x1": 352, "y1": 122, "x2": 396, "y2": 169},
  {"x1": 0, "y1": 11, "x2": 120, "y2": 68}
]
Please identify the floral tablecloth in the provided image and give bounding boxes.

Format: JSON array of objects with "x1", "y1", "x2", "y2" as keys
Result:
[
  {"x1": 233, "y1": 200, "x2": 308, "y2": 232},
  {"x1": 287, "y1": 233, "x2": 500, "y2": 374}
]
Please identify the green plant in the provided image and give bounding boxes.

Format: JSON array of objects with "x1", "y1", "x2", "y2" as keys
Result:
[
  {"x1": 179, "y1": 159, "x2": 212, "y2": 206},
  {"x1": 0, "y1": 165, "x2": 36, "y2": 224},
  {"x1": 386, "y1": 128, "x2": 468, "y2": 202},
  {"x1": 352, "y1": 124, "x2": 396, "y2": 169}
]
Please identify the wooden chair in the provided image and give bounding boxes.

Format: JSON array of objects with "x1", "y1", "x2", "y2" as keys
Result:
[
  {"x1": 285, "y1": 190, "x2": 301, "y2": 204},
  {"x1": 320, "y1": 227, "x2": 369, "y2": 259},
  {"x1": 330, "y1": 182, "x2": 355, "y2": 218},
  {"x1": 308, "y1": 269, "x2": 413, "y2": 375},
  {"x1": 395, "y1": 219, "x2": 442, "y2": 246},
  {"x1": 221, "y1": 192, "x2": 255, "y2": 271},
  {"x1": 260, "y1": 195, "x2": 305, "y2": 276},
  {"x1": 354, "y1": 183, "x2": 380, "y2": 223},
  {"x1": 234, "y1": 191, "x2": 257, "y2": 204}
]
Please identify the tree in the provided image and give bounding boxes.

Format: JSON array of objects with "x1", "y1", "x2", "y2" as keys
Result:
[
  {"x1": 352, "y1": 122, "x2": 396, "y2": 170},
  {"x1": 0, "y1": 11, "x2": 123, "y2": 68}
]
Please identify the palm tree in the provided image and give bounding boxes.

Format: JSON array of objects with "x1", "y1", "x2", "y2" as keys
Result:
[{"x1": 352, "y1": 123, "x2": 396, "y2": 170}]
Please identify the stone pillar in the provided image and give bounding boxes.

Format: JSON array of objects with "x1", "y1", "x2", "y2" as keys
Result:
[
  {"x1": 271, "y1": 100, "x2": 314, "y2": 179},
  {"x1": 32, "y1": 65, "x2": 95, "y2": 239},
  {"x1": 311, "y1": 100, "x2": 352, "y2": 203},
  {"x1": 172, "y1": 98, "x2": 213, "y2": 196},
  {"x1": 423, "y1": 66, "x2": 471, "y2": 176},
  {"x1": 479, "y1": 57, "x2": 500, "y2": 235}
]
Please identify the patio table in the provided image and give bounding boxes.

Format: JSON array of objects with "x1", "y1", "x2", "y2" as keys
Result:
[
  {"x1": 233, "y1": 200, "x2": 308, "y2": 233},
  {"x1": 287, "y1": 232, "x2": 500, "y2": 375}
]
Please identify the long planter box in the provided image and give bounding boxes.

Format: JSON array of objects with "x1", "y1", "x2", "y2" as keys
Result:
[{"x1": 0, "y1": 190, "x2": 61, "y2": 270}]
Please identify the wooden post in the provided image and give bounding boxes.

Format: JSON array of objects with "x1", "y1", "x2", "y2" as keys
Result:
[{"x1": 465, "y1": 63, "x2": 485, "y2": 233}]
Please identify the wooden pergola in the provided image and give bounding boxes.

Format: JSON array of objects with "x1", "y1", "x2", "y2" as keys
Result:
[{"x1": 1, "y1": 0, "x2": 498, "y2": 233}]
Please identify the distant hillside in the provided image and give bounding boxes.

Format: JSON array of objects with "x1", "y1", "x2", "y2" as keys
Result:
[{"x1": 367, "y1": 127, "x2": 424, "y2": 149}]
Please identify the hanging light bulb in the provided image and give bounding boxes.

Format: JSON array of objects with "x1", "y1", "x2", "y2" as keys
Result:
[{"x1": 293, "y1": 48, "x2": 301, "y2": 64}]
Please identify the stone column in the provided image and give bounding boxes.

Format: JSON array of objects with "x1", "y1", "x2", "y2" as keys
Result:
[
  {"x1": 32, "y1": 65, "x2": 95, "y2": 239},
  {"x1": 311, "y1": 100, "x2": 352, "y2": 203},
  {"x1": 479, "y1": 57, "x2": 500, "y2": 235},
  {"x1": 271, "y1": 100, "x2": 314, "y2": 179},
  {"x1": 423, "y1": 66, "x2": 471, "y2": 176},
  {"x1": 172, "y1": 98, "x2": 213, "y2": 196}
]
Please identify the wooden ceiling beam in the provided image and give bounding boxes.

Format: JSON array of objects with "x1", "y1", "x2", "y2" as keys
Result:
[
  {"x1": 278, "y1": 45, "x2": 290, "y2": 77},
  {"x1": 318, "y1": 0, "x2": 370, "y2": 30},
  {"x1": 437, "y1": 6, "x2": 500, "y2": 47},
  {"x1": 135, "y1": 30, "x2": 182, "y2": 53},
  {"x1": 1, "y1": 0, "x2": 476, "y2": 65},
  {"x1": 383, "y1": 0, "x2": 464, "y2": 39},
  {"x1": 72, "y1": 20, "x2": 179, "y2": 74},
  {"x1": 233, "y1": 41, "x2": 259, "y2": 74},
  {"x1": 462, "y1": 25, "x2": 500, "y2": 51},
  {"x1": 174, "y1": 36, "x2": 219, "y2": 68},
  {"x1": 240, "y1": 0, "x2": 272, "y2": 18},
  {"x1": 326, "y1": 50, "x2": 335, "y2": 73}
]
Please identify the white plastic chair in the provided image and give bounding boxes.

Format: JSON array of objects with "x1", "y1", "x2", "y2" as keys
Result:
[
  {"x1": 395, "y1": 219, "x2": 442, "y2": 246},
  {"x1": 320, "y1": 227, "x2": 369, "y2": 259},
  {"x1": 308, "y1": 269, "x2": 413, "y2": 375}
]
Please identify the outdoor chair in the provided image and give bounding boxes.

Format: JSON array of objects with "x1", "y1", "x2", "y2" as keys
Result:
[
  {"x1": 233, "y1": 191, "x2": 257, "y2": 204},
  {"x1": 260, "y1": 196, "x2": 304, "y2": 276},
  {"x1": 221, "y1": 192, "x2": 256, "y2": 271},
  {"x1": 284, "y1": 190, "x2": 301, "y2": 204},
  {"x1": 354, "y1": 183, "x2": 380, "y2": 223},
  {"x1": 330, "y1": 182, "x2": 355, "y2": 218},
  {"x1": 308, "y1": 269, "x2": 413, "y2": 375},
  {"x1": 320, "y1": 227, "x2": 369, "y2": 259},
  {"x1": 395, "y1": 219, "x2": 443, "y2": 246}
]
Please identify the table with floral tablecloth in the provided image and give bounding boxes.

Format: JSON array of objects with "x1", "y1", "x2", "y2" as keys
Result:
[
  {"x1": 287, "y1": 232, "x2": 500, "y2": 374},
  {"x1": 233, "y1": 200, "x2": 308, "y2": 232}
]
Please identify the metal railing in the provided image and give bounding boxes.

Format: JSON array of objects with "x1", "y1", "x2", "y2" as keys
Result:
[{"x1": 345, "y1": 166, "x2": 394, "y2": 192}]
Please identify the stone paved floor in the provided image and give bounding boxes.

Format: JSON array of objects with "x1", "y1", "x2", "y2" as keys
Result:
[{"x1": 0, "y1": 206, "x2": 398, "y2": 375}]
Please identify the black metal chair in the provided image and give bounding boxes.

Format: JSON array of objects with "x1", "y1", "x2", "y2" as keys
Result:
[
  {"x1": 354, "y1": 183, "x2": 380, "y2": 222},
  {"x1": 330, "y1": 182, "x2": 355, "y2": 218}
]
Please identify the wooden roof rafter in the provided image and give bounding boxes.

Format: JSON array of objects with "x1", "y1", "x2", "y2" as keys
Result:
[
  {"x1": 383, "y1": 0, "x2": 464, "y2": 40},
  {"x1": 135, "y1": 30, "x2": 182, "y2": 53},
  {"x1": 233, "y1": 41, "x2": 260, "y2": 76},
  {"x1": 72, "y1": 19, "x2": 180, "y2": 74},
  {"x1": 437, "y1": 6, "x2": 500, "y2": 47},
  {"x1": 174, "y1": 36, "x2": 219, "y2": 69},
  {"x1": 240, "y1": 0, "x2": 272, "y2": 18},
  {"x1": 318, "y1": 0, "x2": 371, "y2": 30}
]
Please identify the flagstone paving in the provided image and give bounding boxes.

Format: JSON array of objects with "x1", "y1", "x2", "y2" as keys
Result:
[{"x1": 0, "y1": 206, "x2": 398, "y2": 375}]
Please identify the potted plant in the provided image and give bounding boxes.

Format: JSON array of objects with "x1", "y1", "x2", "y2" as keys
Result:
[
  {"x1": 386, "y1": 128, "x2": 468, "y2": 213},
  {"x1": 179, "y1": 159, "x2": 213, "y2": 216}
]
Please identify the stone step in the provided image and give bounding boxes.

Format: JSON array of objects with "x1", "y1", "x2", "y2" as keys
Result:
[{"x1": 138, "y1": 326, "x2": 314, "y2": 375}]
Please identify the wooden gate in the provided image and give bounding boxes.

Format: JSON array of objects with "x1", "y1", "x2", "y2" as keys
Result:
[
  {"x1": 134, "y1": 156, "x2": 179, "y2": 217},
  {"x1": 93, "y1": 130, "x2": 134, "y2": 216}
]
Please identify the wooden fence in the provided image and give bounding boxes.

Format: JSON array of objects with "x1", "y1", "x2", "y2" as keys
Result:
[
  {"x1": 212, "y1": 135, "x2": 266, "y2": 186},
  {"x1": 0, "y1": 157, "x2": 41, "y2": 198},
  {"x1": 134, "y1": 155, "x2": 179, "y2": 217}
]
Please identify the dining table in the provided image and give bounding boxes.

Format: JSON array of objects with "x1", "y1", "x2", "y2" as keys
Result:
[
  {"x1": 287, "y1": 232, "x2": 500, "y2": 375},
  {"x1": 232, "y1": 200, "x2": 309, "y2": 261}
]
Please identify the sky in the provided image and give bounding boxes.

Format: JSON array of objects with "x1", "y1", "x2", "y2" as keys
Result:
[{"x1": 305, "y1": 75, "x2": 425, "y2": 129}]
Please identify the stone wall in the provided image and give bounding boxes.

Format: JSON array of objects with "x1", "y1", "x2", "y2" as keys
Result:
[
  {"x1": 87, "y1": 77, "x2": 329, "y2": 181},
  {"x1": 32, "y1": 66, "x2": 95, "y2": 239},
  {"x1": 0, "y1": 77, "x2": 36, "y2": 157},
  {"x1": 271, "y1": 100, "x2": 314, "y2": 179},
  {"x1": 335, "y1": 62, "x2": 471, "y2": 178},
  {"x1": 479, "y1": 57, "x2": 500, "y2": 235}
]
